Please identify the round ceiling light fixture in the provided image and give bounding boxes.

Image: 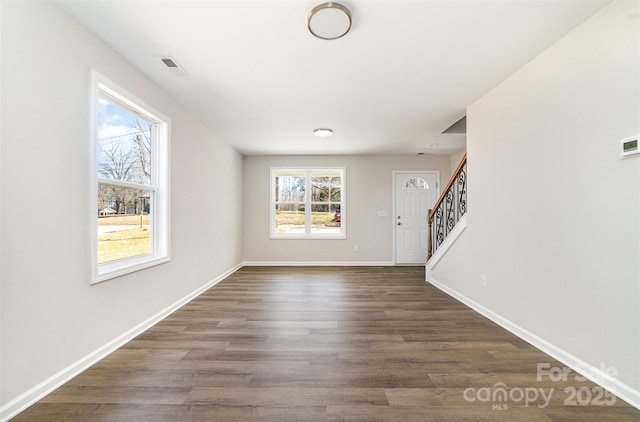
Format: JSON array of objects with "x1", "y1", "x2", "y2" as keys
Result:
[
  {"x1": 307, "y1": 2, "x2": 352, "y2": 40},
  {"x1": 313, "y1": 128, "x2": 334, "y2": 137}
]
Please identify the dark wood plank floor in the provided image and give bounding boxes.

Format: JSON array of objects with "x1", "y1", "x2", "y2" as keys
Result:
[{"x1": 14, "y1": 266, "x2": 639, "y2": 421}]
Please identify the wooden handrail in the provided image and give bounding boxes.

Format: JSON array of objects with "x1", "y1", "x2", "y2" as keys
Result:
[{"x1": 428, "y1": 153, "x2": 467, "y2": 223}]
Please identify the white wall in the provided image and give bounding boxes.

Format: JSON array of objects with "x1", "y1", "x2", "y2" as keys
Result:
[
  {"x1": 243, "y1": 155, "x2": 451, "y2": 263},
  {"x1": 0, "y1": 0, "x2": 243, "y2": 412},
  {"x1": 431, "y1": 0, "x2": 640, "y2": 405},
  {"x1": 449, "y1": 150, "x2": 466, "y2": 173}
]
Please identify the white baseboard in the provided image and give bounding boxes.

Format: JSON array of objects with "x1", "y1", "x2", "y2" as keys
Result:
[
  {"x1": 428, "y1": 277, "x2": 640, "y2": 410},
  {"x1": 0, "y1": 263, "x2": 243, "y2": 422},
  {"x1": 243, "y1": 261, "x2": 395, "y2": 267}
]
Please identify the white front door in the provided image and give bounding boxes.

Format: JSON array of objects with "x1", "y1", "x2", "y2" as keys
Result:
[{"x1": 394, "y1": 172, "x2": 439, "y2": 264}]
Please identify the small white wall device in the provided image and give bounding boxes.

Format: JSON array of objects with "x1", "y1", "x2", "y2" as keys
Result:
[{"x1": 620, "y1": 136, "x2": 639, "y2": 158}]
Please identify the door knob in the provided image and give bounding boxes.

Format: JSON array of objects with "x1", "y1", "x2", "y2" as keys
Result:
[{"x1": 397, "y1": 222, "x2": 402, "y2": 226}]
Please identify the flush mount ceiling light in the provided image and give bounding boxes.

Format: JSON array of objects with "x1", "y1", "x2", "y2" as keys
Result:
[
  {"x1": 308, "y1": 2, "x2": 352, "y2": 40},
  {"x1": 313, "y1": 128, "x2": 334, "y2": 137}
]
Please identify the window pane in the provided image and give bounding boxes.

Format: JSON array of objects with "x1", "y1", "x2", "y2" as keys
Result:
[
  {"x1": 311, "y1": 177, "x2": 328, "y2": 201},
  {"x1": 330, "y1": 176, "x2": 341, "y2": 202},
  {"x1": 98, "y1": 183, "x2": 152, "y2": 263},
  {"x1": 311, "y1": 203, "x2": 329, "y2": 213},
  {"x1": 311, "y1": 204, "x2": 341, "y2": 233},
  {"x1": 274, "y1": 204, "x2": 305, "y2": 234},
  {"x1": 275, "y1": 175, "x2": 305, "y2": 202},
  {"x1": 311, "y1": 176, "x2": 341, "y2": 202},
  {"x1": 97, "y1": 97, "x2": 152, "y2": 186}
]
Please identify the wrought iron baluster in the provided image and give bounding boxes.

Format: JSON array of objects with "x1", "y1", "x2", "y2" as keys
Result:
[
  {"x1": 445, "y1": 190, "x2": 455, "y2": 235},
  {"x1": 435, "y1": 206, "x2": 444, "y2": 249},
  {"x1": 427, "y1": 154, "x2": 467, "y2": 261},
  {"x1": 457, "y1": 164, "x2": 467, "y2": 220}
]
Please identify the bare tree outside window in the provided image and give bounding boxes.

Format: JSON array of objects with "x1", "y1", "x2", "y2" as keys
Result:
[
  {"x1": 134, "y1": 120, "x2": 152, "y2": 180},
  {"x1": 97, "y1": 97, "x2": 154, "y2": 263}
]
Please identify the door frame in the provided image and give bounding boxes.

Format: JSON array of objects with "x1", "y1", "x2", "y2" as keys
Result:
[{"x1": 392, "y1": 170, "x2": 440, "y2": 265}]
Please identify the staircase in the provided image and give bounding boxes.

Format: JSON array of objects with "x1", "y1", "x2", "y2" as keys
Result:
[{"x1": 427, "y1": 153, "x2": 467, "y2": 261}]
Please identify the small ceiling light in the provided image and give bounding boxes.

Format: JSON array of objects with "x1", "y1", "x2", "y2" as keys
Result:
[
  {"x1": 308, "y1": 2, "x2": 352, "y2": 40},
  {"x1": 313, "y1": 128, "x2": 333, "y2": 137}
]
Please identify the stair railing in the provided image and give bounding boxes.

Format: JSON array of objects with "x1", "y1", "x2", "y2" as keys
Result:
[{"x1": 427, "y1": 153, "x2": 467, "y2": 261}]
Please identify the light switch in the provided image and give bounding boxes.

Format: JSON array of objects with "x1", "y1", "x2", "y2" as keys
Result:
[{"x1": 377, "y1": 210, "x2": 389, "y2": 217}]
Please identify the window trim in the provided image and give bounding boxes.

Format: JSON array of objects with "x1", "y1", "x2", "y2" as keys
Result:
[
  {"x1": 90, "y1": 70, "x2": 171, "y2": 284},
  {"x1": 270, "y1": 167, "x2": 346, "y2": 239}
]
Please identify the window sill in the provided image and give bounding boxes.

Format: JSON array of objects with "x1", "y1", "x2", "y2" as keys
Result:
[
  {"x1": 93, "y1": 255, "x2": 170, "y2": 284},
  {"x1": 270, "y1": 235, "x2": 346, "y2": 240}
]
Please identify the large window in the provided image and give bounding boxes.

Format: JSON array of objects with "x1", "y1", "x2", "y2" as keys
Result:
[
  {"x1": 271, "y1": 168, "x2": 345, "y2": 238},
  {"x1": 92, "y1": 71, "x2": 170, "y2": 283}
]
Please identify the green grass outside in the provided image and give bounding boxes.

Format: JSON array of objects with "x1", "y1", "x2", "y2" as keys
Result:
[
  {"x1": 99, "y1": 214, "x2": 150, "y2": 226},
  {"x1": 275, "y1": 211, "x2": 339, "y2": 233},
  {"x1": 275, "y1": 211, "x2": 338, "y2": 225},
  {"x1": 98, "y1": 228, "x2": 150, "y2": 263},
  {"x1": 98, "y1": 214, "x2": 150, "y2": 263}
]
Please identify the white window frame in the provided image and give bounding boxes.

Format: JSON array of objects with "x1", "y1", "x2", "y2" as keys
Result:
[
  {"x1": 270, "y1": 167, "x2": 346, "y2": 239},
  {"x1": 90, "y1": 70, "x2": 171, "y2": 283}
]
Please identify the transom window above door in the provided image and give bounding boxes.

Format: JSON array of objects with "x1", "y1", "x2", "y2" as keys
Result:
[
  {"x1": 405, "y1": 177, "x2": 429, "y2": 189},
  {"x1": 271, "y1": 168, "x2": 345, "y2": 239}
]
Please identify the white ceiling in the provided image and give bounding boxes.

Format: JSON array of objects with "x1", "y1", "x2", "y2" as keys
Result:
[{"x1": 55, "y1": 0, "x2": 608, "y2": 156}]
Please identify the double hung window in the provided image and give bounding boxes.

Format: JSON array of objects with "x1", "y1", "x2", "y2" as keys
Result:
[
  {"x1": 92, "y1": 71, "x2": 170, "y2": 283},
  {"x1": 271, "y1": 168, "x2": 345, "y2": 238}
]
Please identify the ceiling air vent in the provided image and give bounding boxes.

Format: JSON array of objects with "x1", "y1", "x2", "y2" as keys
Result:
[
  {"x1": 161, "y1": 58, "x2": 178, "y2": 67},
  {"x1": 159, "y1": 56, "x2": 189, "y2": 77}
]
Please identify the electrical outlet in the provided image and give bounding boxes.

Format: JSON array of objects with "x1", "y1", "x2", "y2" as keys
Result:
[
  {"x1": 480, "y1": 275, "x2": 487, "y2": 288},
  {"x1": 354, "y1": 245, "x2": 359, "y2": 252},
  {"x1": 231, "y1": 248, "x2": 235, "y2": 257}
]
